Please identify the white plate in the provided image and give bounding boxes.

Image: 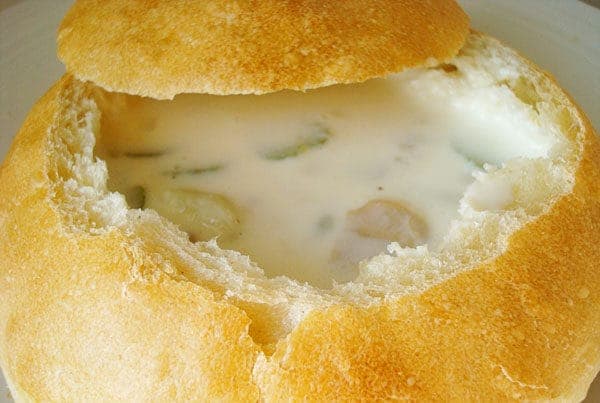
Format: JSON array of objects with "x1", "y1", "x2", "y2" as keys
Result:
[{"x1": 1, "y1": 1, "x2": 598, "y2": 401}]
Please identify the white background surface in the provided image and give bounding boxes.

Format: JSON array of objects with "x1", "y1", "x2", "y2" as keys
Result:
[{"x1": 1, "y1": 1, "x2": 599, "y2": 401}]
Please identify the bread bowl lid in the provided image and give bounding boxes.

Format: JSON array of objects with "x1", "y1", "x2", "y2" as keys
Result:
[{"x1": 57, "y1": 0, "x2": 469, "y2": 100}]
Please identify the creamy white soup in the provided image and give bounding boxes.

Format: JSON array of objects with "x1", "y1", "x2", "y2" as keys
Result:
[{"x1": 97, "y1": 67, "x2": 551, "y2": 287}]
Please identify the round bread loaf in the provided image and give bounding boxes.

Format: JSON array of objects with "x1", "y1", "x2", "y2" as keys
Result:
[{"x1": 1, "y1": 1, "x2": 599, "y2": 400}]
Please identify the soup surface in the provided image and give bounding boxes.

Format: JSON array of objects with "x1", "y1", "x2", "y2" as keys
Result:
[{"x1": 98, "y1": 69, "x2": 550, "y2": 286}]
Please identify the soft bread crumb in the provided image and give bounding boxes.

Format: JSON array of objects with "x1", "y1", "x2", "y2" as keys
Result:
[{"x1": 48, "y1": 85, "x2": 128, "y2": 232}]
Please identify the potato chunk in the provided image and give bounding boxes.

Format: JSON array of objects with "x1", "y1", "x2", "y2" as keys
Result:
[
  {"x1": 346, "y1": 199, "x2": 428, "y2": 248},
  {"x1": 144, "y1": 188, "x2": 240, "y2": 242}
]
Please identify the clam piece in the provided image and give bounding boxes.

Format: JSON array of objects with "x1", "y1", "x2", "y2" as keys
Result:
[
  {"x1": 347, "y1": 199, "x2": 428, "y2": 247},
  {"x1": 330, "y1": 199, "x2": 429, "y2": 280},
  {"x1": 144, "y1": 188, "x2": 240, "y2": 242}
]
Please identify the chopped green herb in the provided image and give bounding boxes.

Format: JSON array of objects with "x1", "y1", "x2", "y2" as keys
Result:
[
  {"x1": 164, "y1": 164, "x2": 224, "y2": 179},
  {"x1": 263, "y1": 124, "x2": 331, "y2": 161},
  {"x1": 123, "y1": 150, "x2": 166, "y2": 158}
]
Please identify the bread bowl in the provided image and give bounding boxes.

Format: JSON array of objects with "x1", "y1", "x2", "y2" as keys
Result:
[{"x1": 1, "y1": 0, "x2": 599, "y2": 400}]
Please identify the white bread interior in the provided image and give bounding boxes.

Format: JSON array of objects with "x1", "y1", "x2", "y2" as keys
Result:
[{"x1": 1, "y1": 32, "x2": 599, "y2": 401}]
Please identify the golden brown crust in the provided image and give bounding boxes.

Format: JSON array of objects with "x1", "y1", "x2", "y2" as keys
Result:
[
  {"x1": 1, "y1": 36, "x2": 599, "y2": 400},
  {"x1": 56, "y1": 0, "x2": 469, "y2": 99}
]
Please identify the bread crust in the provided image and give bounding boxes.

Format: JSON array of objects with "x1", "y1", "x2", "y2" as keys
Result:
[
  {"x1": 1, "y1": 35, "x2": 599, "y2": 400},
  {"x1": 56, "y1": 0, "x2": 469, "y2": 99}
]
